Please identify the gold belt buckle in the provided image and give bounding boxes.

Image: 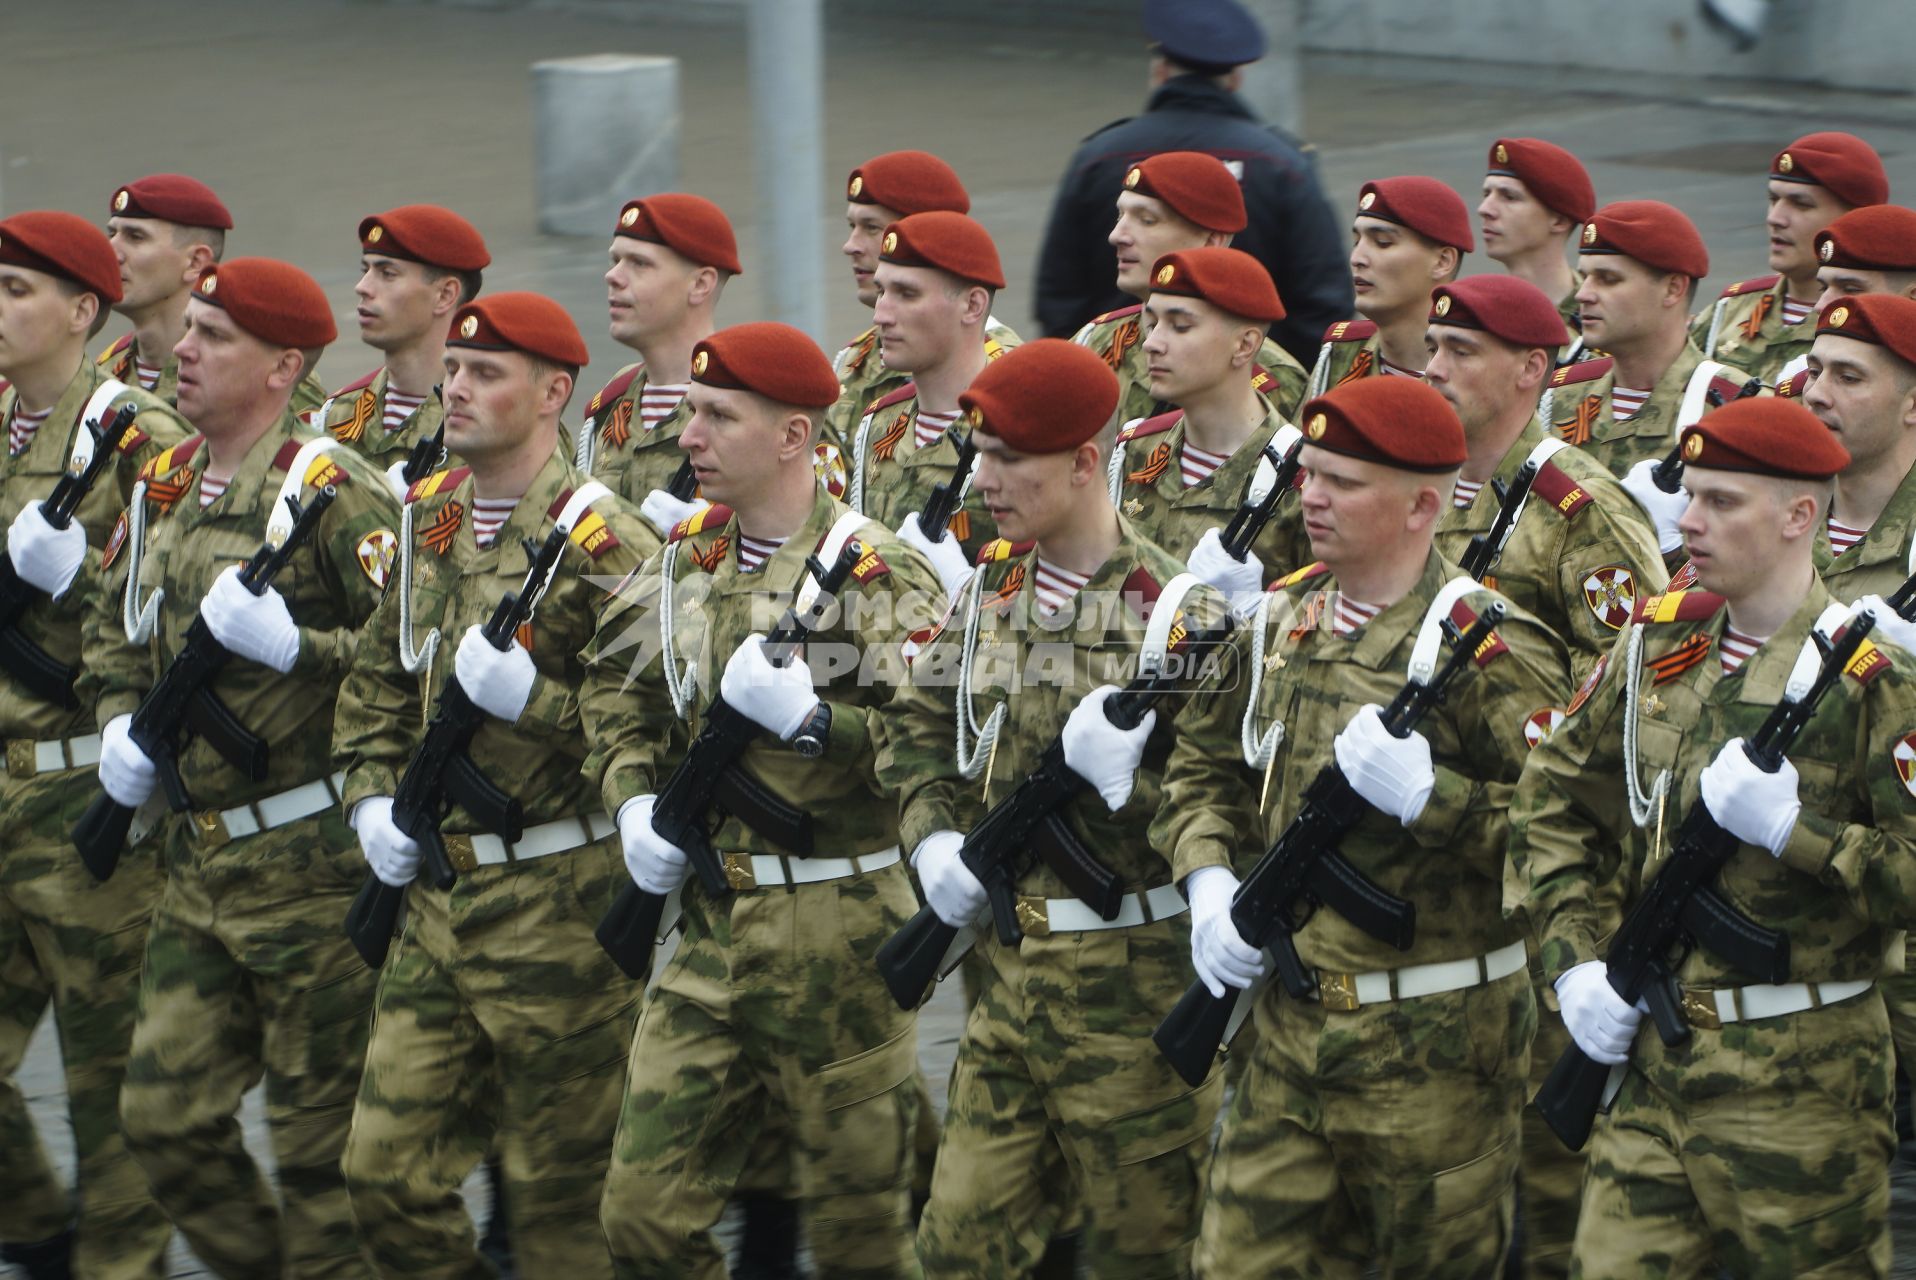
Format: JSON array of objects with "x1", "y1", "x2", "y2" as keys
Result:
[
  {"x1": 1015, "y1": 896, "x2": 1050, "y2": 938},
  {"x1": 4, "y1": 739, "x2": 33, "y2": 778},
  {"x1": 1318, "y1": 970, "x2": 1360, "y2": 1012},
  {"x1": 723, "y1": 852, "x2": 756, "y2": 891},
  {"x1": 444, "y1": 833, "x2": 477, "y2": 874},
  {"x1": 193, "y1": 808, "x2": 227, "y2": 846},
  {"x1": 1679, "y1": 988, "x2": 1721, "y2": 1031}
]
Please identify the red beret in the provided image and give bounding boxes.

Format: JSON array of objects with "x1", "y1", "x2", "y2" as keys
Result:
[
  {"x1": 1122, "y1": 152, "x2": 1247, "y2": 234},
  {"x1": 1299, "y1": 377, "x2": 1466, "y2": 474},
  {"x1": 1356, "y1": 177, "x2": 1474, "y2": 253},
  {"x1": 0, "y1": 212, "x2": 122, "y2": 304},
  {"x1": 1579, "y1": 200, "x2": 1709, "y2": 279},
  {"x1": 193, "y1": 258, "x2": 334, "y2": 348},
  {"x1": 1773, "y1": 132, "x2": 1888, "y2": 209},
  {"x1": 1486, "y1": 138, "x2": 1595, "y2": 224},
  {"x1": 960, "y1": 339, "x2": 1118, "y2": 455},
  {"x1": 691, "y1": 322, "x2": 839, "y2": 409},
  {"x1": 448, "y1": 292, "x2": 588, "y2": 369},
  {"x1": 614, "y1": 193, "x2": 742, "y2": 275},
  {"x1": 1816, "y1": 293, "x2": 1916, "y2": 370},
  {"x1": 359, "y1": 205, "x2": 490, "y2": 273},
  {"x1": 110, "y1": 174, "x2": 233, "y2": 230},
  {"x1": 847, "y1": 151, "x2": 970, "y2": 216},
  {"x1": 1815, "y1": 205, "x2": 1916, "y2": 272},
  {"x1": 1148, "y1": 247, "x2": 1285, "y2": 324},
  {"x1": 1678, "y1": 396, "x2": 1848, "y2": 480},
  {"x1": 880, "y1": 211, "x2": 1006, "y2": 290},
  {"x1": 1428, "y1": 275, "x2": 1569, "y2": 350}
]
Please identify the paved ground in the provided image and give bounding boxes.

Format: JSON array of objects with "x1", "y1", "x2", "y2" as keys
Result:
[{"x1": 7, "y1": 0, "x2": 1916, "y2": 1274}]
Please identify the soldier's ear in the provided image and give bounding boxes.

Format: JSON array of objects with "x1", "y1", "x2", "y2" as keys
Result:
[
  {"x1": 1230, "y1": 325, "x2": 1262, "y2": 369},
  {"x1": 687, "y1": 265, "x2": 722, "y2": 309}
]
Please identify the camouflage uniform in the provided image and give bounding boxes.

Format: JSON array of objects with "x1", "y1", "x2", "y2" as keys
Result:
[
  {"x1": 1304, "y1": 319, "x2": 1386, "y2": 399},
  {"x1": 98, "y1": 335, "x2": 327, "y2": 414},
  {"x1": 1107, "y1": 397, "x2": 1302, "y2": 567},
  {"x1": 1073, "y1": 303, "x2": 1307, "y2": 425},
  {"x1": 845, "y1": 381, "x2": 998, "y2": 563},
  {"x1": 879, "y1": 524, "x2": 1233, "y2": 1278},
  {"x1": 1161, "y1": 553, "x2": 1572, "y2": 1277},
  {"x1": 572, "y1": 361, "x2": 695, "y2": 507},
  {"x1": 82, "y1": 412, "x2": 399, "y2": 1278},
  {"x1": 1537, "y1": 342, "x2": 1754, "y2": 479},
  {"x1": 333, "y1": 440, "x2": 657, "y2": 1278},
  {"x1": 0, "y1": 362, "x2": 186, "y2": 1278},
  {"x1": 581, "y1": 488, "x2": 944, "y2": 1280},
  {"x1": 309, "y1": 368, "x2": 444, "y2": 475},
  {"x1": 1511, "y1": 580, "x2": 1916, "y2": 1277},
  {"x1": 826, "y1": 319, "x2": 1021, "y2": 450},
  {"x1": 1690, "y1": 274, "x2": 1817, "y2": 386}
]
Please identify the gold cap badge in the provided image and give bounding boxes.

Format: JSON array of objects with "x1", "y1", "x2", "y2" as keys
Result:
[
  {"x1": 199, "y1": 274, "x2": 217, "y2": 296},
  {"x1": 113, "y1": 189, "x2": 129, "y2": 213},
  {"x1": 1359, "y1": 191, "x2": 1376, "y2": 211},
  {"x1": 692, "y1": 350, "x2": 709, "y2": 376},
  {"x1": 1830, "y1": 304, "x2": 1850, "y2": 327},
  {"x1": 1434, "y1": 295, "x2": 1452, "y2": 317},
  {"x1": 367, "y1": 224, "x2": 384, "y2": 244},
  {"x1": 1778, "y1": 152, "x2": 1794, "y2": 174},
  {"x1": 1124, "y1": 167, "x2": 1142, "y2": 189},
  {"x1": 459, "y1": 315, "x2": 478, "y2": 339},
  {"x1": 882, "y1": 230, "x2": 898, "y2": 254},
  {"x1": 1494, "y1": 143, "x2": 1509, "y2": 165},
  {"x1": 1155, "y1": 264, "x2": 1175, "y2": 285},
  {"x1": 1682, "y1": 432, "x2": 1704, "y2": 461},
  {"x1": 1819, "y1": 238, "x2": 1835, "y2": 263},
  {"x1": 620, "y1": 206, "x2": 640, "y2": 228},
  {"x1": 1306, "y1": 412, "x2": 1327, "y2": 440},
  {"x1": 1582, "y1": 223, "x2": 1599, "y2": 246},
  {"x1": 849, "y1": 174, "x2": 864, "y2": 198}
]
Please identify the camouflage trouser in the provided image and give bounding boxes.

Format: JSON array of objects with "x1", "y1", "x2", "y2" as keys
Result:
[
  {"x1": 1880, "y1": 951, "x2": 1916, "y2": 1087},
  {"x1": 1196, "y1": 965, "x2": 1535, "y2": 1279},
  {"x1": 120, "y1": 805, "x2": 377, "y2": 1279},
  {"x1": 1521, "y1": 979, "x2": 1585, "y2": 1279},
  {"x1": 0, "y1": 763, "x2": 170, "y2": 1278},
  {"x1": 600, "y1": 862, "x2": 922, "y2": 1279},
  {"x1": 342, "y1": 838, "x2": 639, "y2": 1280},
  {"x1": 1571, "y1": 989, "x2": 1893, "y2": 1280},
  {"x1": 917, "y1": 917, "x2": 1222, "y2": 1279}
]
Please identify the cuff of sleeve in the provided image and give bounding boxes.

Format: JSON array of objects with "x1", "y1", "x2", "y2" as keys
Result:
[
  {"x1": 1173, "y1": 836, "x2": 1235, "y2": 886},
  {"x1": 899, "y1": 800, "x2": 954, "y2": 864},
  {"x1": 93, "y1": 692, "x2": 141, "y2": 726},
  {"x1": 1407, "y1": 764, "x2": 1474, "y2": 847},
  {"x1": 1776, "y1": 809, "x2": 1837, "y2": 877},
  {"x1": 291, "y1": 627, "x2": 333, "y2": 678},
  {"x1": 1539, "y1": 929, "x2": 1598, "y2": 988},
  {"x1": 824, "y1": 701, "x2": 871, "y2": 760},
  {"x1": 601, "y1": 759, "x2": 656, "y2": 823},
  {"x1": 341, "y1": 766, "x2": 400, "y2": 818}
]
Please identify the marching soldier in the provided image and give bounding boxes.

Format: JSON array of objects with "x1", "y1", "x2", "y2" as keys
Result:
[
  {"x1": 81, "y1": 258, "x2": 398, "y2": 1278},
  {"x1": 1075, "y1": 150, "x2": 1307, "y2": 425},
  {"x1": 312, "y1": 205, "x2": 489, "y2": 494},
  {"x1": 0, "y1": 212, "x2": 185, "y2": 1280},
  {"x1": 880, "y1": 339, "x2": 1233, "y2": 1275},
  {"x1": 334, "y1": 292, "x2": 654, "y2": 1278},
  {"x1": 583, "y1": 322, "x2": 943, "y2": 1278},
  {"x1": 101, "y1": 174, "x2": 232, "y2": 405},
  {"x1": 1693, "y1": 131, "x2": 1888, "y2": 384},
  {"x1": 1811, "y1": 204, "x2": 1916, "y2": 311},
  {"x1": 1478, "y1": 138, "x2": 1596, "y2": 345},
  {"x1": 1307, "y1": 176, "x2": 1473, "y2": 396},
  {"x1": 1423, "y1": 273, "x2": 1666, "y2": 1279},
  {"x1": 828, "y1": 151, "x2": 1020, "y2": 453},
  {"x1": 1162, "y1": 376, "x2": 1571, "y2": 1277},
  {"x1": 584, "y1": 193, "x2": 740, "y2": 526},
  {"x1": 1512, "y1": 397, "x2": 1916, "y2": 1276}
]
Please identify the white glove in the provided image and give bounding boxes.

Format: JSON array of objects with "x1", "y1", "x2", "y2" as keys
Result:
[
  {"x1": 719, "y1": 633, "x2": 819, "y2": 740},
  {"x1": 1554, "y1": 960, "x2": 1642, "y2": 1065},
  {"x1": 1333, "y1": 704, "x2": 1435, "y2": 826},
  {"x1": 453, "y1": 624, "x2": 538, "y2": 723},
  {"x1": 914, "y1": 830, "x2": 984, "y2": 928},
  {"x1": 1858, "y1": 595, "x2": 1916, "y2": 655},
  {"x1": 1061, "y1": 684, "x2": 1157, "y2": 812},
  {"x1": 619, "y1": 795, "x2": 689, "y2": 895},
  {"x1": 1187, "y1": 866, "x2": 1267, "y2": 998},
  {"x1": 6, "y1": 504, "x2": 87, "y2": 598},
  {"x1": 897, "y1": 512, "x2": 973, "y2": 599},
  {"x1": 98, "y1": 713, "x2": 157, "y2": 807},
  {"x1": 1621, "y1": 458, "x2": 1689, "y2": 556},
  {"x1": 200, "y1": 565, "x2": 301, "y2": 674},
  {"x1": 352, "y1": 797, "x2": 421, "y2": 888},
  {"x1": 1700, "y1": 737, "x2": 1801, "y2": 858},
  {"x1": 382, "y1": 460, "x2": 412, "y2": 501},
  {"x1": 1186, "y1": 527, "x2": 1264, "y2": 608},
  {"x1": 639, "y1": 488, "x2": 706, "y2": 536}
]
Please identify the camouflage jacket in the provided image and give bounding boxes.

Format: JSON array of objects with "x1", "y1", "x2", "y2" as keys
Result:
[
  {"x1": 80, "y1": 411, "x2": 399, "y2": 809},
  {"x1": 1433, "y1": 421, "x2": 1668, "y2": 680},
  {"x1": 1, "y1": 360, "x2": 190, "y2": 742},
  {"x1": 826, "y1": 317, "x2": 1021, "y2": 450},
  {"x1": 1817, "y1": 460, "x2": 1916, "y2": 604},
  {"x1": 309, "y1": 367, "x2": 444, "y2": 475},
  {"x1": 1304, "y1": 318, "x2": 1385, "y2": 400},
  {"x1": 1512, "y1": 579, "x2": 1916, "y2": 988},
  {"x1": 1537, "y1": 340, "x2": 1750, "y2": 478},
  {"x1": 879, "y1": 520, "x2": 1240, "y2": 896},
  {"x1": 97, "y1": 333, "x2": 181, "y2": 406},
  {"x1": 1072, "y1": 302, "x2": 1308, "y2": 425},
  {"x1": 1690, "y1": 274, "x2": 1817, "y2": 386},
  {"x1": 582, "y1": 487, "x2": 945, "y2": 860},
  {"x1": 335, "y1": 438, "x2": 656, "y2": 832},
  {"x1": 845, "y1": 381, "x2": 997, "y2": 562},
  {"x1": 1161, "y1": 551, "x2": 1573, "y2": 971},
  {"x1": 572, "y1": 360, "x2": 696, "y2": 506}
]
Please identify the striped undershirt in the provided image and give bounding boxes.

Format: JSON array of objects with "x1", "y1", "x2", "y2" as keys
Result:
[
  {"x1": 1332, "y1": 596, "x2": 1383, "y2": 638},
  {"x1": 1827, "y1": 517, "x2": 1869, "y2": 557},
  {"x1": 1611, "y1": 386, "x2": 1651, "y2": 420},
  {"x1": 1453, "y1": 476, "x2": 1486, "y2": 509},
  {"x1": 1781, "y1": 296, "x2": 1815, "y2": 327},
  {"x1": 135, "y1": 359, "x2": 164, "y2": 393},
  {"x1": 383, "y1": 387, "x2": 428, "y2": 433},
  {"x1": 1380, "y1": 357, "x2": 1422, "y2": 379},
  {"x1": 1179, "y1": 440, "x2": 1230, "y2": 488},
  {"x1": 736, "y1": 532, "x2": 786, "y2": 573},
  {"x1": 198, "y1": 474, "x2": 230, "y2": 509},
  {"x1": 914, "y1": 407, "x2": 959, "y2": 451},
  {"x1": 1033, "y1": 557, "x2": 1093, "y2": 616},
  {"x1": 1720, "y1": 626, "x2": 1764, "y2": 674},
  {"x1": 7, "y1": 405, "x2": 52, "y2": 457},
  {"x1": 471, "y1": 496, "x2": 518, "y2": 547},
  {"x1": 641, "y1": 383, "x2": 689, "y2": 432}
]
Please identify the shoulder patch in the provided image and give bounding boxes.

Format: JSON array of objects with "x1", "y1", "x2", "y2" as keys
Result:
[
  {"x1": 96, "y1": 333, "x2": 135, "y2": 368},
  {"x1": 1530, "y1": 457, "x2": 1594, "y2": 520},
  {"x1": 1582, "y1": 566, "x2": 1638, "y2": 631},
  {"x1": 1091, "y1": 302, "x2": 1144, "y2": 325},
  {"x1": 356, "y1": 529, "x2": 398, "y2": 588},
  {"x1": 405, "y1": 466, "x2": 471, "y2": 504},
  {"x1": 546, "y1": 488, "x2": 623, "y2": 560},
  {"x1": 102, "y1": 510, "x2": 129, "y2": 571},
  {"x1": 669, "y1": 503, "x2": 735, "y2": 544},
  {"x1": 839, "y1": 326, "x2": 879, "y2": 376},
  {"x1": 1323, "y1": 319, "x2": 1378, "y2": 343},
  {"x1": 868, "y1": 382, "x2": 919, "y2": 414},
  {"x1": 1118, "y1": 410, "x2": 1182, "y2": 444},
  {"x1": 1123, "y1": 564, "x2": 1163, "y2": 614},
  {"x1": 329, "y1": 385, "x2": 378, "y2": 443},
  {"x1": 107, "y1": 408, "x2": 151, "y2": 456},
  {"x1": 848, "y1": 543, "x2": 891, "y2": 583},
  {"x1": 975, "y1": 537, "x2": 1035, "y2": 566},
  {"x1": 1450, "y1": 597, "x2": 1511, "y2": 667},
  {"x1": 138, "y1": 436, "x2": 204, "y2": 482},
  {"x1": 1631, "y1": 589, "x2": 1726, "y2": 624},
  {"x1": 1776, "y1": 368, "x2": 1812, "y2": 399},
  {"x1": 1550, "y1": 356, "x2": 1614, "y2": 388},
  {"x1": 587, "y1": 365, "x2": 644, "y2": 419},
  {"x1": 1267, "y1": 560, "x2": 1329, "y2": 591},
  {"x1": 1249, "y1": 362, "x2": 1277, "y2": 395},
  {"x1": 1841, "y1": 631, "x2": 1891, "y2": 685},
  {"x1": 328, "y1": 368, "x2": 380, "y2": 400},
  {"x1": 1524, "y1": 706, "x2": 1567, "y2": 748},
  {"x1": 1566, "y1": 653, "x2": 1609, "y2": 716},
  {"x1": 1721, "y1": 274, "x2": 1781, "y2": 299},
  {"x1": 1892, "y1": 732, "x2": 1916, "y2": 799}
]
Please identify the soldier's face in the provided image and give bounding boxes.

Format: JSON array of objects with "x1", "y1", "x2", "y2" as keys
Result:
[
  {"x1": 678, "y1": 384, "x2": 807, "y2": 507},
  {"x1": 1110, "y1": 193, "x2": 1205, "y2": 297},
  {"x1": 1812, "y1": 265, "x2": 1891, "y2": 312},
  {"x1": 172, "y1": 299, "x2": 288, "y2": 431},
  {"x1": 1574, "y1": 258, "x2": 1670, "y2": 350},
  {"x1": 107, "y1": 216, "x2": 196, "y2": 314},
  {"x1": 1423, "y1": 325, "x2": 1534, "y2": 435},
  {"x1": 1477, "y1": 176, "x2": 1559, "y2": 266},
  {"x1": 1297, "y1": 443, "x2": 1437, "y2": 568},
  {"x1": 1766, "y1": 181, "x2": 1849, "y2": 280},
  {"x1": 355, "y1": 254, "x2": 444, "y2": 352},
  {"x1": 971, "y1": 432, "x2": 1086, "y2": 544},
  {"x1": 604, "y1": 238, "x2": 696, "y2": 347},
  {"x1": 843, "y1": 202, "x2": 896, "y2": 308},
  {"x1": 1677, "y1": 467, "x2": 1816, "y2": 596},
  {"x1": 1349, "y1": 218, "x2": 1443, "y2": 321},
  {"x1": 872, "y1": 263, "x2": 969, "y2": 373},
  {"x1": 1803, "y1": 333, "x2": 1916, "y2": 471},
  {"x1": 0, "y1": 266, "x2": 94, "y2": 376},
  {"x1": 1141, "y1": 295, "x2": 1255, "y2": 405},
  {"x1": 441, "y1": 348, "x2": 556, "y2": 462}
]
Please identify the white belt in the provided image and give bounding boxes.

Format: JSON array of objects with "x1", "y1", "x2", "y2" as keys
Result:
[
  {"x1": 1014, "y1": 882, "x2": 1189, "y2": 938},
  {"x1": 1316, "y1": 939, "x2": 1528, "y2": 1011},
  {"x1": 452, "y1": 813, "x2": 616, "y2": 871},
  {"x1": 721, "y1": 845, "x2": 902, "y2": 890},
  {"x1": 195, "y1": 772, "x2": 345, "y2": 844},
  {"x1": 1688, "y1": 978, "x2": 1874, "y2": 1029},
  {"x1": 4, "y1": 732, "x2": 102, "y2": 777}
]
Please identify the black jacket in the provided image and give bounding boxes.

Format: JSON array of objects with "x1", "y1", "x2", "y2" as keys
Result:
[{"x1": 1034, "y1": 75, "x2": 1351, "y2": 368}]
